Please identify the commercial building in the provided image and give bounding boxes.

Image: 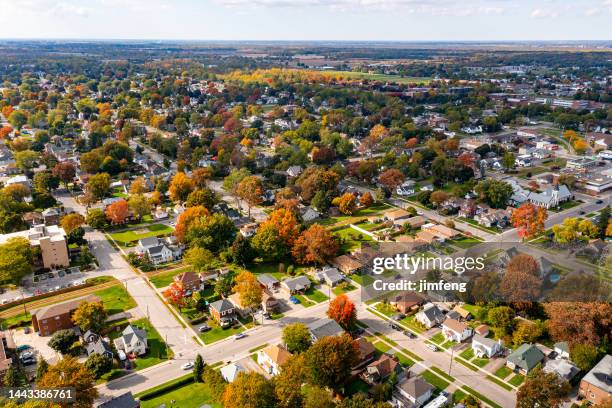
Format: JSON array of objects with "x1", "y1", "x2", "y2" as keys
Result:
[{"x1": 0, "y1": 224, "x2": 69, "y2": 269}]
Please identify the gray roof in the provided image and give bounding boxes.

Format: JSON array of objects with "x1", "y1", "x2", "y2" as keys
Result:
[
  {"x1": 257, "y1": 274, "x2": 279, "y2": 286},
  {"x1": 543, "y1": 359, "x2": 580, "y2": 381},
  {"x1": 420, "y1": 303, "x2": 445, "y2": 323},
  {"x1": 507, "y1": 344, "x2": 545, "y2": 372},
  {"x1": 95, "y1": 392, "x2": 139, "y2": 408},
  {"x1": 210, "y1": 299, "x2": 234, "y2": 313},
  {"x1": 86, "y1": 339, "x2": 112, "y2": 357},
  {"x1": 147, "y1": 244, "x2": 168, "y2": 255},
  {"x1": 397, "y1": 376, "x2": 434, "y2": 398},
  {"x1": 308, "y1": 318, "x2": 344, "y2": 340},
  {"x1": 220, "y1": 362, "x2": 245, "y2": 383},
  {"x1": 120, "y1": 324, "x2": 147, "y2": 348},
  {"x1": 283, "y1": 275, "x2": 312, "y2": 292},
  {"x1": 582, "y1": 354, "x2": 612, "y2": 393},
  {"x1": 139, "y1": 237, "x2": 160, "y2": 248},
  {"x1": 472, "y1": 334, "x2": 499, "y2": 349}
]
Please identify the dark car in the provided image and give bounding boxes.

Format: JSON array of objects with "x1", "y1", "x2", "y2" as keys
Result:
[
  {"x1": 198, "y1": 325, "x2": 211, "y2": 332},
  {"x1": 596, "y1": 199, "x2": 604, "y2": 204},
  {"x1": 390, "y1": 323, "x2": 401, "y2": 331},
  {"x1": 404, "y1": 330, "x2": 416, "y2": 339},
  {"x1": 579, "y1": 210, "x2": 586, "y2": 215}
]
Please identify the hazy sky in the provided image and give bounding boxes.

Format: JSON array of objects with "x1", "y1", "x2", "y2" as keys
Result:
[{"x1": 0, "y1": 0, "x2": 611, "y2": 41}]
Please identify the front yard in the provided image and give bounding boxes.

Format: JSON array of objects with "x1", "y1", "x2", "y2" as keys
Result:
[
  {"x1": 94, "y1": 284, "x2": 137, "y2": 315},
  {"x1": 140, "y1": 381, "x2": 221, "y2": 408}
]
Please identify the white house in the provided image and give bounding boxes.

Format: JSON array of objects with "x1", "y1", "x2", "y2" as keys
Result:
[
  {"x1": 113, "y1": 325, "x2": 147, "y2": 356},
  {"x1": 441, "y1": 318, "x2": 473, "y2": 342},
  {"x1": 472, "y1": 335, "x2": 504, "y2": 358},
  {"x1": 136, "y1": 237, "x2": 182, "y2": 265},
  {"x1": 220, "y1": 362, "x2": 246, "y2": 383},
  {"x1": 257, "y1": 344, "x2": 292, "y2": 376},
  {"x1": 415, "y1": 303, "x2": 445, "y2": 329},
  {"x1": 392, "y1": 376, "x2": 435, "y2": 408}
]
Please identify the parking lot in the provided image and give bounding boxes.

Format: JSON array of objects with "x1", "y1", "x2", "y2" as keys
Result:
[{"x1": 10, "y1": 327, "x2": 62, "y2": 376}]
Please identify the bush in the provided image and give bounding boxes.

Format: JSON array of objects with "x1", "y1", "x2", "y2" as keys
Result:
[{"x1": 287, "y1": 265, "x2": 295, "y2": 275}]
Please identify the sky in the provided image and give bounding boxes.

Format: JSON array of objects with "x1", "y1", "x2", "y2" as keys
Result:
[{"x1": 0, "y1": 0, "x2": 611, "y2": 41}]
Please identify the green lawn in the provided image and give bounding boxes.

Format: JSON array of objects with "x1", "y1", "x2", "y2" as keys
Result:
[
  {"x1": 430, "y1": 366, "x2": 455, "y2": 382},
  {"x1": 333, "y1": 225, "x2": 373, "y2": 253},
  {"x1": 350, "y1": 273, "x2": 374, "y2": 286},
  {"x1": 487, "y1": 375, "x2": 514, "y2": 391},
  {"x1": 94, "y1": 285, "x2": 137, "y2": 315},
  {"x1": 200, "y1": 322, "x2": 245, "y2": 344},
  {"x1": 420, "y1": 370, "x2": 450, "y2": 391},
  {"x1": 374, "y1": 302, "x2": 396, "y2": 317},
  {"x1": 460, "y1": 348, "x2": 475, "y2": 360},
  {"x1": 400, "y1": 348, "x2": 424, "y2": 362},
  {"x1": 148, "y1": 266, "x2": 192, "y2": 288},
  {"x1": 399, "y1": 315, "x2": 426, "y2": 334},
  {"x1": 494, "y1": 366, "x2": 513, "y2": 379},
  {"x1": 345, "y1": 378, "x2": 370, "y2": 397},
  {"x1": 1, "y1": 312, "x2": 31, "y2": 328},
  {"x1": 441, "y1": 340, "x2": 458, "y2": 350},
  {"x1": 321, "y1": 70, "x2": 432, "y2": 85},
  {"x1": 293, "y1": 294, "x2": 315, "y2": 307},
  {"x1": 130, "y1": 318, "x2": 173, "y2": 370},
  {"x1": 455, "y1": 357, "x2": 478, "y2": 372},
  {"x1": 332, "y1": 283, "x2": 357, "y2": 295},
  {"x1": 394, "y1": 352, "x2": 414, "y2": 367},
  {"x1": 304, "y1": 287, "x2": 329, "y2": 303},
  {"x1": 509, "y1": 374, "x2": 525, "y2": 386},
  {"x1": 374, "y1": 341, "x2": 392, "y2": 355},
  {"x1": 472, "y1": 357, "x2": 489, "y2": 368},
  {"x1": 140, "y1": 382, "x2": 221, "y2": 408},
  {"x1": 429, "y1": 332, "x2": 445, "y2": 345},
  {"x1": 109, "y1": 224, "x2": 174, "y2": 245},
  {"x1": 462, "y1": 386, "x2": 503, "y2": 408},
  {"x1": 449, "y1": 236, "x2": 483, "y2": 249}
]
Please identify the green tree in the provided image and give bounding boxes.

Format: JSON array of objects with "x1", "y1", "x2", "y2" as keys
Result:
[
  {"x1": 487, "y1": 306, "x2": 515, "y2": 335},
  {"x1": 516, "y1": 368, "x2": 570, "y2": 408},
  {"x1": 252, "y1": 225, "x2": 288, "y2": 262},
  {"x1": 305, "y1": 334, "x2": 357, "y2": 393},
  {"x1": 86, "y1": 208, "x2": 108, "y2": 229},
  {"x1": 48, "y1": 329, "x2": 79, "y2": 354},
  {"x1": 128, "y1": 194, "x2": 150, "y2": 221},
  {"x1": 303, "y1": 387, "x2": 335, "y2": 408},
  {"x1": 185, "y1": 213, "x2": 236, "y2": 252},
  {"x1": 230, "y1": 234, "x2": 256, "y2": 266},
  {"x1": 282, "y1": 323, "x2": 312, "y2": 353},
  {"x1": 222, "y1": 372, "x2": 276, "y2": 408},
  {"x1": 86, "y1": 172, "x2": 111, "y2": 200},
  {"x1": 597, "y1": 206, "x2": 610, "y2": 239},
  {"x1": 185, "y1": 246, "x2": 215, "y2": 272},
  {"x1": 36, "y1": 356, "x2": 49, "y2": 382},
  {"x1": 33, "y1": 171, "x2": 60, "y2": 192},
  {"x1": 0, "y1": 237, "x2": 32, "y2": 285},
  {"x1": 84, "y1": 353, "x2": 113, "y2": 379},
  {"x1": 475, "y1": 179, "x2": 513, "y2": 209},
  {"x1": 15, "y1": 150, "x2": 39, "y2": 169},
  {"x1": 570, "y1": 343, "x2": 600, "y2": 372},
  {"x1": 275, "y1": 354, "x2": 306, "y2": 408},
  {"x1": 193, "y1": 354, "x2": 204, "y2": 383},
  {"x1": 502, "y1": 151, "x2": 516, "y2": 171},
  {"x1": 186, "y1": 188, "x2": 218, "y2": 209}
]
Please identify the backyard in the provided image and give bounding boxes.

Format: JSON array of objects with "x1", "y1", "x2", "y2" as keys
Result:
[
  {"x1": 333, "y1": 225, "x2": 374, "y2": 253},
  {"x1": 140, "y1": 381, "x2": 221, "y2": 408},
  {"x1": 109, "y1": 224, "x2": 174, "y2": 246}
]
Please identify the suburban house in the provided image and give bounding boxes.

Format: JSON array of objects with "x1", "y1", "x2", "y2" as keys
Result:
[
  {"x1": 0, "y1": 331, "x2": 13, "y2": 373},
  {"x1": 472, "y1": 335, "x2": 503, "y2": 358},
  {"x1": 286, "y1": 165, "x2": 303, "y2": 178},
  {"x1": 508, "y1": 179, "x2": 572, "y2": 209},
  {"x1": 95, "y1": 392, "x2": 139, "y2": 408},
  {"x1": 474, "y1": 324, "x2": 490, "y2": 337},
  {"x1": 239, "y1": 223, "x2": 258, "y2": 238},
  {"x1": 332, "y1": 255, "x2": 366, "y2": 275},
  {"x1": 307, "y1": 318, "x2": 344, "y2": 341},
  {"x1": 415, "y1": 303, "x2": 445, "y2": 329},
  {"x1": 173, "y1": 271, "x2": 202, "y2": 293},
  {"x1": 579, "y1": 354, "x2": 611, "y2": 405},
  {"x1": 392, "y1": 375, "x2": 435, "y2": 408},
  {"x1": 441, "y1": 318, "x2": 473, "y2": 342},
  {"x1": 135, "y1": 236, "x2": 182, "y2": 265},
  {"x1": 314, "y1": 266, "x2": 344, "y2": 287},
  {"x1": 421, "y1": 223, "x2": 460, "y2": 240},
  {"x1": 85, "y1": 337, "x2": 113, "y2": 359},
  {"x1": 352, "y1": 337, "x2": 376, "y2": 369},
  {"x1": 32, "y1": 295, "x2": 100, "y2": 336},
  {"x1": 220, "y1": 362, "x2": 246, "y2": 383},
  {"x1": 506, "y1": 344, "x2": 545, "y2": 374},
  {"x1": 113, "y1": 324, "x2": 148, "y2": 356},
  {"x1": 257, "y1": 344, "x2": 292, "y2": 376},
  {"x1": 261, "y1": 290, "x2": 280, "y2": 314},
  {"x1": 384, "y1": 209, "x2": 413, "y2": 224},
  {"x1": 363, "y1": 354, "x2": 402, "y2": 385},
  {"x1": 281, "y1": 275, "x2": 312, "y2": 294},
  {"x1": 403, "y1": 216, "x2": 427, "y2": 229},
  {"x1": 209, "y1": 299, "x2": 237, "y2": 327},
  {"x1": 0, "y1": 224, "x2": 70, "y2": 270},
  {"x1": 257, "y1": 274, "x2": 280, "y2": 292},
  {"x1": 554, "y1": 342, "x2": 570, "y2": 359},
  {"x1": 543, "y1": 358, "x2": 580, "y2": 381},
  {"x1": 389, "y1": 292, "x2": 424, "y2": 314},
  {"x1": 300, "y1": 206, "x2": 321, "y2": 223}
]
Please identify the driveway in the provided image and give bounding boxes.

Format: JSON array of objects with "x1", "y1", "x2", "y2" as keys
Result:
[{"x1": 11, "y1": 327, "x2": 61, "y2": 365}]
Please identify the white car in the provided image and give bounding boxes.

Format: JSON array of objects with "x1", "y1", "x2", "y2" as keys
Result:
[
  {"x1": 181, "y1": 361, "x2": 194, "y2": 370},
  {"x1": 427, "y1": 344, "x2": 438, "y2": 352},
  {"x1": 233, "y1": 333, "x2": 246, "y2": 340}
]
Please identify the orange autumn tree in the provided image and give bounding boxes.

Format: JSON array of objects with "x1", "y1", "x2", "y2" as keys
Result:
[
  {"x1": 511, "y1": 203, "x2": 547, "y2": 240},
  {"x1": 360, "y1": 192, "x2": 374, "y2": 207},
  {"x1": 174, "y1": 205, "x2": 209, "y2": 242},
  {"x1": 105, "y1": 199, "x2": 129, "y2": 225},
  {"x1": 168, "y1": 172, "x2": 194, "y2": 202},
  {"x1": 292, "y1": 224, "x2": 339, "y2": 265},
  {"x1": 378, "y1": 168, "x2": 405, "y2": 191},
  {"x1": 332, "y1": 193, "x2": 356, "y2": 215},
  {"x1": 259, "y1": 208, "x2": 300, "y2": 247},
  {"x1": 327, "y1": 294, "x2": 356, "y2": 330}
]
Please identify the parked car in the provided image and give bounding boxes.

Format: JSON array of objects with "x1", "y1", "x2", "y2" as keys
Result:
[
  {"x1": 390, "y1": 323, "x2": 401, "y2": 331},
  {"x1": 21, "y1": 357, "x2": 35, "y2": 366},
  {"x1": 16, "y1": 345, "x2": 32, "y2": 352},
  {"x1": 58, "y1": 271, "x2": 65, "y2": 277},
  {"x1": 289, "y1": 296, "x2": 300, "y2": 304},
  {"x1": 596, "y1": 199, "x2": 604, "y2": 204},
  {"x1": 233, "y1": 333, "x2": 247, "y2": 340},
  {"x1": 427, "y1": 344, "x2": 438, "y2": 352},
  {"x1": 181, "y1": 361, "x2": 194, "y2": 370},
  {"x1": 198, "y1": 325, "x2": 211, "y2": 332},
  {"x1": 404, "y1": 331, "x2": 416, "y2": 339},
  {"x1": 392, "y1": 313, "x2": 405, "y2": 321}
]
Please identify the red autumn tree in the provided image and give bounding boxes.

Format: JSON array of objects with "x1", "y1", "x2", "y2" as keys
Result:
[
  {"x1": 260, "y1": 208, "x2": 300, "y2": 247},
  {"x1": 327, "y1": 294, "x2": 357, "y2": 330},
  {"x1": 52, "y1": 161, "x2": 77, "y2": 188},
  {"x1": 405, "y1": 137, "x2": 418, "y2": 149},
  {"x1": 499, "y1": 254, "x2": 543, "y2": 304},
  {"x1": 105, "y1": 199, "x2": 129, "y2": 225},
  {"x1": 360, "y1": 192, "x2": 374, "y2": 207},
  {"x1": 292, "y1": 224, "x2": 339, "y2": 265},
  {"x1": 378, "y1": 169, "x2": 405, "y2": 191},
  {"x1": 511, "y1": 203, "x2": 547, "y2": 239},
  {"x1": 163, "y1": 282, "x2": 187, "y2": 311},
  {"x1": 543, "y1": 302, "x2": 612, "y2": 346},
  {"x1": 174, "y1": 205, "x2": 209, "y2": 242}
]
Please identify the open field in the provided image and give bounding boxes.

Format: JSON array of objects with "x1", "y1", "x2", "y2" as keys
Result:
[
  {"x1": 109, "y1": 224, "x2": 174, "y2": 245},
  {"x1": 321, "y1": 70, "x2": 432, "y2": 84}
]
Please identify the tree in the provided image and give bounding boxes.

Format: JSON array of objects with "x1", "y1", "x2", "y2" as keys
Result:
[
  {"x1": 275, "y1": 354, "x2": 306, "y2": 408},
  {"x1": 259, "y1": 208, "x2": 300, "y2": 247},
  {"x1": 3, "y1": 183, "x2": 30, "y2": 202},
  {"x1": 333, "y1": 193, "x2": 356, "y2": 215},
  {"x1": 303, "y1": 387, "x2": 335, "y2": 408},
  {"x1": 128, "y1": 194, "x2": 150, "y2": 221},
  {"x1": 80, "y1": 151, "x2": 103, "y2": 174},
  {"x1": 502, "y1": 151, "x2": 516, "y2": 171},
  {"x1": 193, "y1": 354, "x2": 204, "y2": 382},
  {"x1": 516, "y1": 368, "x2": 570, "y2": 408},
  {"x1": 36, "y1": 356, "x2": 49, "y2": 382},
  {"x1": 191, "y1": 167, "x2": 213, "y2": 189},
  {"x1": 230, "y1": 234, "x2": 256, "y2": 266},
  {"x1": 252, "y1": 225, "x2": 288, "y2": 262},
  {"x1": 105, "y1": 199, "x2": 129, "y2": 224},
  {"x1": 185, "y1": 212, "x2": 236, "y2": 252},
  {"x1": 487, "y1": 306, "x2": 515, "y2": 335},
  {"x1": 579, "y1": 219, "x2": 599, "y2": 239},
  {"x1": 0, "y1": 237, "x2": 32, "y2": 285},
  {"x1": 163, "y1": 283, "x2": 187, "y2": 310},
  {"x1": 33, "y1": 171, "x2": 59, "y2": 192},
  {"x1": 14, "y1": 150, "x2": 38, "y2": 170},
  {"x1": 129, "y1": 177, "x2": 148, "y2": 195},
  {"x1": 292, "y1": 224, "x2": 339, "y2": 265},
  {"x1": 233, "y1": 271, "x2": 262, "y2": 312},
  {"x1": 185, "y1": 246, "x2": 214, "y2": 272},
  {"x1": 202, "y1": 365, "x2": 227, "y2": 400},
  {"x1": 597, "y1": 206, "x2": 611, "y2": 239},
  {"x1": 169, "y1": 172, "x2": 195, "y2": 202},
  {"x1": 86, "y1": 208, "x2": 108, "y2": 229},
  {"x1": 416, "y1": 190, "x2": 432, "y2": 206},
  {"x1": 282, "y1": 323, "x2": 312, "y2": 353},
  {"x1": 174, "y1": 205, "x2": 209, "y2": 242},
  {"x1": 186, "y1": 188, "x2": 218, "y2": 210},
  {"x1": 86, "y1": 172, "x2": 111, "y2": 200},
  {"x1": 337, "y1": 393, "x2": 390, "y2": 408},
  {"x1": 222, "y1": 372, "x2": 276, "y2": 408},
  {"x1": 475, "y1": 179, "x2": 513, "y2": 209},
  {"x1": 360, "y1": 192, "x2": 374, "y2": 207},
  {"x1": 552, "y1": 217, "x2": 582, "y2": 244},
  {"x1": 513, "y1": 320, "x2": 543, "y2": 346},
  {"x1": 37, "y1": 356, "x2": 98, "y2": 408},
  {"x1": 327, "y1": 294, "x2": 357, "y2": 330},
  {"x1": 72, "y1": 301, "x2": 107, "y2": 333},
  {"x1": 3, "y1": 365, "x2": 23, "y2": 387},
  {"x1": 499, "y1": 255, "x2": 542, "y2": 303},
  {"x1": 48, "y1": 329, "x2": 79, "y2": 354},
  {"x1": 214, "y1": 275, "x2": 234, "y2": 298},
  {"x1": 84, "y1": 353, "x2": 113, "y2": 379},
  {"x1": 52, "y1": 162, "x2": 76, "y2": 188},
  {"x1": 60, "y1": 213, "x2": 85, "y2": 234},
  {"x1": 543, "y1": 302, "x2": 612, "y2": 346},
  {"x1": 305, "y1": 334, "x2": 358, "y2": 393},
  {"x1": 223, "y1": 168, "x2": 251, "y2": 193},
  {"x1": 570, "y1": 343, "x2": 600, "y2": 372},
  {"x1": 237, "y1": 175, "x2": 264, "y2": 217},
  {"x1": 511, "y1": 202, "x2": 547, "y2": 239},
  {"x1": 378, "y1": 168, "x2": 405, "y2": 190},
  {"x1": 429, "y1": 190, "x2": 449, "y2": 208}
]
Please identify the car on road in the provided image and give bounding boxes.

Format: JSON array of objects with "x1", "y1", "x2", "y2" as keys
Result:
[
  {"x1": 198, "y1": 325, "x2": 211, "y2": 332},
  {"x1": 404, "y1": 331, "x2": 416, "y2": 339},
  {"x1": 596, "y1": 199, "x2": 604, "y2": 204},
  {"x1": 181, "y1": 362, "x2": 194, "y2": 370},
  {"x1": 390, "y1": 323, "x2": 401, "y2": 331},
  {"x1": 579, "y1": 210, "x2": 586, "y2": 215},
  {"x1": 289, "y1": 296, "x2": 300, "y2": 304},
  {"x1": 426, "y1": 344, "x2": 438, "y2": 352},
  {"x1": 233, "y1": 333, "x2": 247, "y2": 340}
]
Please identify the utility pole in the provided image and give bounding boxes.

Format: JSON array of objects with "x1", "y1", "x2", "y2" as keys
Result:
[{"x1": 448, "y1": 346, "x2": 455, "y2": 376}]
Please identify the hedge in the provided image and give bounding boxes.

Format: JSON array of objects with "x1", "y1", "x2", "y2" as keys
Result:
[{"x1": 136, "y1": 374, "x2": 194, "y2": 401}]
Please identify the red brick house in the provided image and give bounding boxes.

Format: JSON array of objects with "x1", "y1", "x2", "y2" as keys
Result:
[{"x1": 32, "y1": 295, "x2": 101, "y2": 336}]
